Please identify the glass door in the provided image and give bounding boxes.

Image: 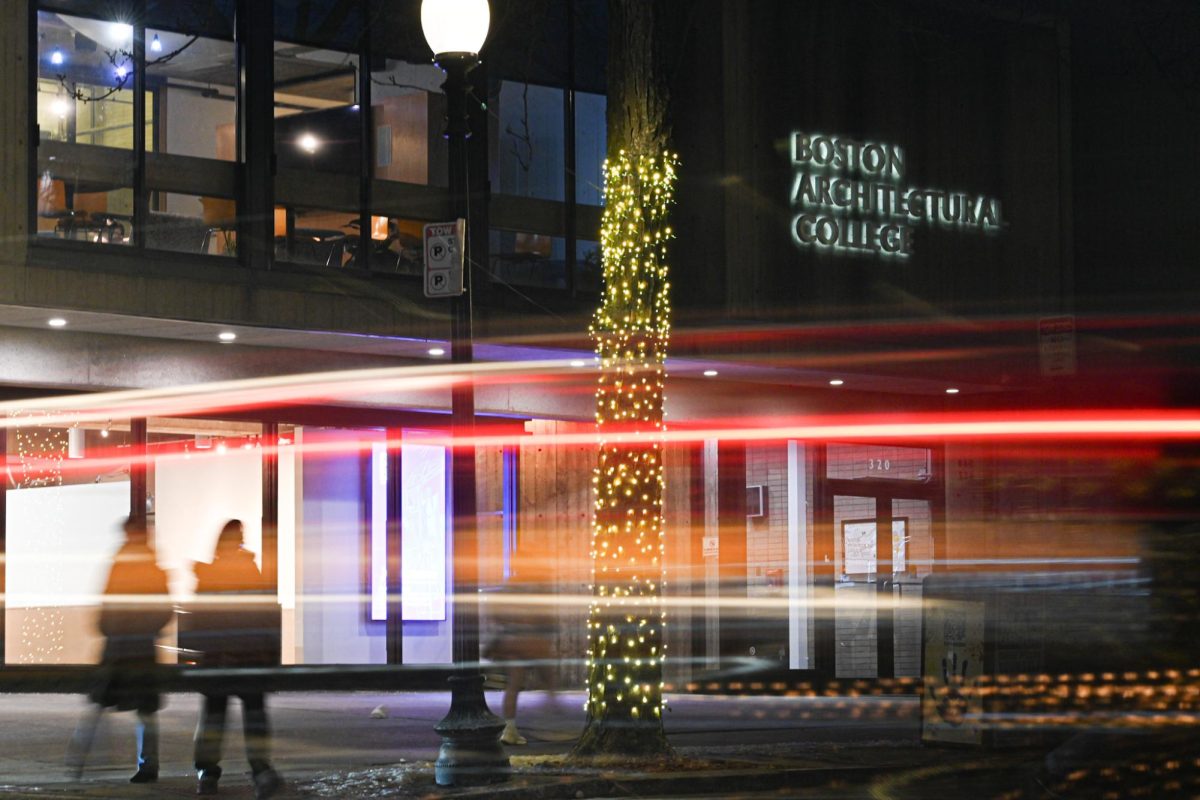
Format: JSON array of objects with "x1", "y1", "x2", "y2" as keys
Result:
[{"x1": 824, "y1": 443, "x2": 941, "y2": 679}]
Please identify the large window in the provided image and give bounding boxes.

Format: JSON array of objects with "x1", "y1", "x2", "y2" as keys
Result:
[
  {"x1": 144, "y1": 29, "x2": 238, "y2": 257},
  {"x1": 273, "y1": 42, "x2": 362, "y2": 266},
  {"x1": 35, "y1": 11, "x2": 140, "y2": 245},
  {"x1": 34, "y1": 9, "x2": 238, "y2": 255}
]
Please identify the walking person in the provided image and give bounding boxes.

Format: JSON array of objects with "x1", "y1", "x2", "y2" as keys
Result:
[
  {"x1": 185, "y1": 519, "x2": 282, "y2": 799},
  {"x1": 67, "y1": 516, "x2": 172, "y2": 783},
  {"x1": 486, "y1": 548, "x2": 557, "y2": 746}
]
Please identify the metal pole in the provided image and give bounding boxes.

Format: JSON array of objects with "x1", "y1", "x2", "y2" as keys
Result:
[{"x1": 434, "y1": 53, "x2": 508, "y2": 788}]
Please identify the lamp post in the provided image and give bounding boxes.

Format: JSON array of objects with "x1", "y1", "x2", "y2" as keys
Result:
[{"x1": 420, "y1": 0, "x2": 509, "y2": 786}]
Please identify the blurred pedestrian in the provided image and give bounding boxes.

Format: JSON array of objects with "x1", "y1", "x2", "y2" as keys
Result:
[
  {"x1": 185, "y1": 520, "x2": 282, "y2": 799},
  {"x1": 485, "y1": 549, "x2": 557, "y2": 746},
  {"x1": 67, "y1": 516, "x2": 172, "y2": 783}
]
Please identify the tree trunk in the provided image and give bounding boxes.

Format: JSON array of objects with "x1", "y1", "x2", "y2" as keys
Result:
[{"x1": 572, "y1": 0, "x2": 677, "y2": 760}]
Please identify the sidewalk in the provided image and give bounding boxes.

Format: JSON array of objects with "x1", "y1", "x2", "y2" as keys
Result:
[{"x1": 0, "y1": 690, "x2": 1032, "y2": 799}]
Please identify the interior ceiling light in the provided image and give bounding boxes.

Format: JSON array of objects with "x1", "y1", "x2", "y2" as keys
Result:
[
  {"x1": 218, "y1": 331, "x2": 237, "y2": 342},
  {"x1": 298, "y1": 133, "x2": 320, "y2": 154},
  {"x1": 108, "y1": 22, "x2": 133, "y2": 45},
  {"x1": 829, "y1": 379, "x2": 844, "y2": 386},
  {"x1": 427, "y1": 347, "x2": 446, "y2": 356},
  {"x1": 946, "y1": 387, "x2": 960, "y2": 394},
  {"x1": 703, "y1": 369, "x2": 718, "y2": 377},
  {"x1": 48, "y1": 317, "x2": 67, "y2": 327}
]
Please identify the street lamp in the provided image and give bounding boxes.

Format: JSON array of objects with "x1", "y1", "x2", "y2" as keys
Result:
[{"x1": 420, "y1": 0, "x2": 508, "y2": 787}]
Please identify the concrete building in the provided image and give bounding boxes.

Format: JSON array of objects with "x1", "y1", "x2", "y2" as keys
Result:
[{"x1": 0, "y1": 0, "x2": 1195, "y2": 700}]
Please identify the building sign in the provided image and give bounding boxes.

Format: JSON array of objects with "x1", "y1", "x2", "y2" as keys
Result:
[{"x1": 789, "y1": 132, "x2": 1004, "y2": 258}]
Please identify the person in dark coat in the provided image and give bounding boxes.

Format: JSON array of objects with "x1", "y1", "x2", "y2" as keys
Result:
[
  {"x1": 67, "y1": 516, "x2": 172, "y2": 783},
  {"x1": 186, "y1": 519, "x2": 282, "y2": 799}
]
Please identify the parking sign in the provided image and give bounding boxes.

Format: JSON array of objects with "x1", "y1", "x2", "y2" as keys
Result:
[{"x1": 423, "y1": 219, "x2": 465, "y2": 298}]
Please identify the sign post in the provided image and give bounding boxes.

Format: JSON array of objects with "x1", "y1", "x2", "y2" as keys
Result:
[{"x1": 424, "y1": 219, "x2": 466, "y2": 298}]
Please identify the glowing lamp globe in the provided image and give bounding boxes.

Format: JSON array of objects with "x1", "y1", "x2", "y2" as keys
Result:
[{"x1": 420, "y1": 0, "x2": 490, "y2": 58}]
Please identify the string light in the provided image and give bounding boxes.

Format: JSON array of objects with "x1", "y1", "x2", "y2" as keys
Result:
[{"x1": 583, "y1": 150, "x2": 678, "y2": 732}]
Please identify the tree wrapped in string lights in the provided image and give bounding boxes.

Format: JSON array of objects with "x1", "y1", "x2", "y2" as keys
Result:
[{"x1": 573, "y1": 0, "x2": 676, "y2": 759}]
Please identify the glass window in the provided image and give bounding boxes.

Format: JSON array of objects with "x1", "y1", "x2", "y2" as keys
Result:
[
  {"x1": 35, "y1": 11, "x2": 142, "y2": 245},
  {"x1": 489, "y1": 230, "x2": 567, "y2": 289},
  {"x1": 369, "y1": 59, "x2": 446, "y2": 187},
  {"x1": 575, "y1": 238, "x2": 601, "y2": 293},
  {"x1": 273, "y1": 42, "x2": 360, "y2": 176},
  {"x1": 491, "y1": 80, "x2": 565, "y2": 201},
  {"x1": 275, "y1": 205, "x2": 357, "y2": 267},
  {"x1": 575, "y1": 90, "x2": 606, "y2": 206},
  {"x1": 145, "y1": 30, "x2": 236, "y2": 161},
  {"x1": 147, "y1": 191, "x2": 237, "y2": 257},
  {"x1": 355, "y1": 214, "x2": 425, "y2": 274}
]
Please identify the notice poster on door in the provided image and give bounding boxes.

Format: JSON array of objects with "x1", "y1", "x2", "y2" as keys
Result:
[
  {"x1": 922, "y1": 600, "x2": 985, "y2": 745},
  {"x1": 842, "y1": 519, "x2": 907, "y2": 575}
]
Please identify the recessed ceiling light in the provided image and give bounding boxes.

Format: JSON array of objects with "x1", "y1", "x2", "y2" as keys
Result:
[
  {"x1": 569, "y1": 359, "x2": 587, "y2": 368},
  {"x1": 48, "y1": 317, "x2": 67, "y2": 327},
  {"x1": 218, "y1": 331, "x2": 237, "y2": 342},
  {"x1": 703, "y1": 369, "x2": 718, "y2": 377},
  {"x1": 428, "y1": 347, "x2": 446, "y2": 356},
  {"x1": 829, "y1": 379, "x2": 844, "y2": 386},
  {"x1": 945, "y1": 387, "x2": 960, "y2": 394}
]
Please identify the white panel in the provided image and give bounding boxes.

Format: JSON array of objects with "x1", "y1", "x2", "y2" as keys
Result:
[
  {"x1": 400, "y1": 432, "x2": 452, "y2": 665},
  {"x1": 370, "y1": 442, "x2": 388, "y2": 621},
  {"x1": 787, "y1": 441, "x2": 811, "y2": 670},
  {"x1": 154, "y1": 447, "x2": 262, "y2": 600},
  {"x1": 5, "y1": 482, "x2": 129, "y2": 608},
  {"x1": 401, "y1": 441, "x2": 447, "y2": 621},
  {"x1": 5, "y1": 481, "x2": 129, "y2": 664}
]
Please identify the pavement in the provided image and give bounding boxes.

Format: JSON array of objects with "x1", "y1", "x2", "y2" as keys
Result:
[{"x1": 0, "y1": 689, "x2": 1057, "y2": 799}]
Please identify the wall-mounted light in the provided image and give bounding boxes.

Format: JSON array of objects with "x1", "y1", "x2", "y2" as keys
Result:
[
  {"x1": 370, "y1": 215, "x2": 389, "y2": 241},
  {"x1": 50, "y1": 48, "x2": 64, "y2": 66},
  {"x1": 115, "y1": 63, "x2": 128, "y2": 80},
  {"x1": 150, "y1": 34, "x2": 162, "y2": 53},
  {"x1": 51, "y1": 96, "x2": 70, "y2": 118}
]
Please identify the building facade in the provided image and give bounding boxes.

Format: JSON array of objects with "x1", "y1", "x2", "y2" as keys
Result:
[{"x1": 0, "y1": 0, "x2": 1195, "y2": 688}]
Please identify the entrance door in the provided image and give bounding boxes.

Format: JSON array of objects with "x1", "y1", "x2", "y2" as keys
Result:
[{"x1": 821, "y1": 444, "x2": 941, "y2": 679}]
